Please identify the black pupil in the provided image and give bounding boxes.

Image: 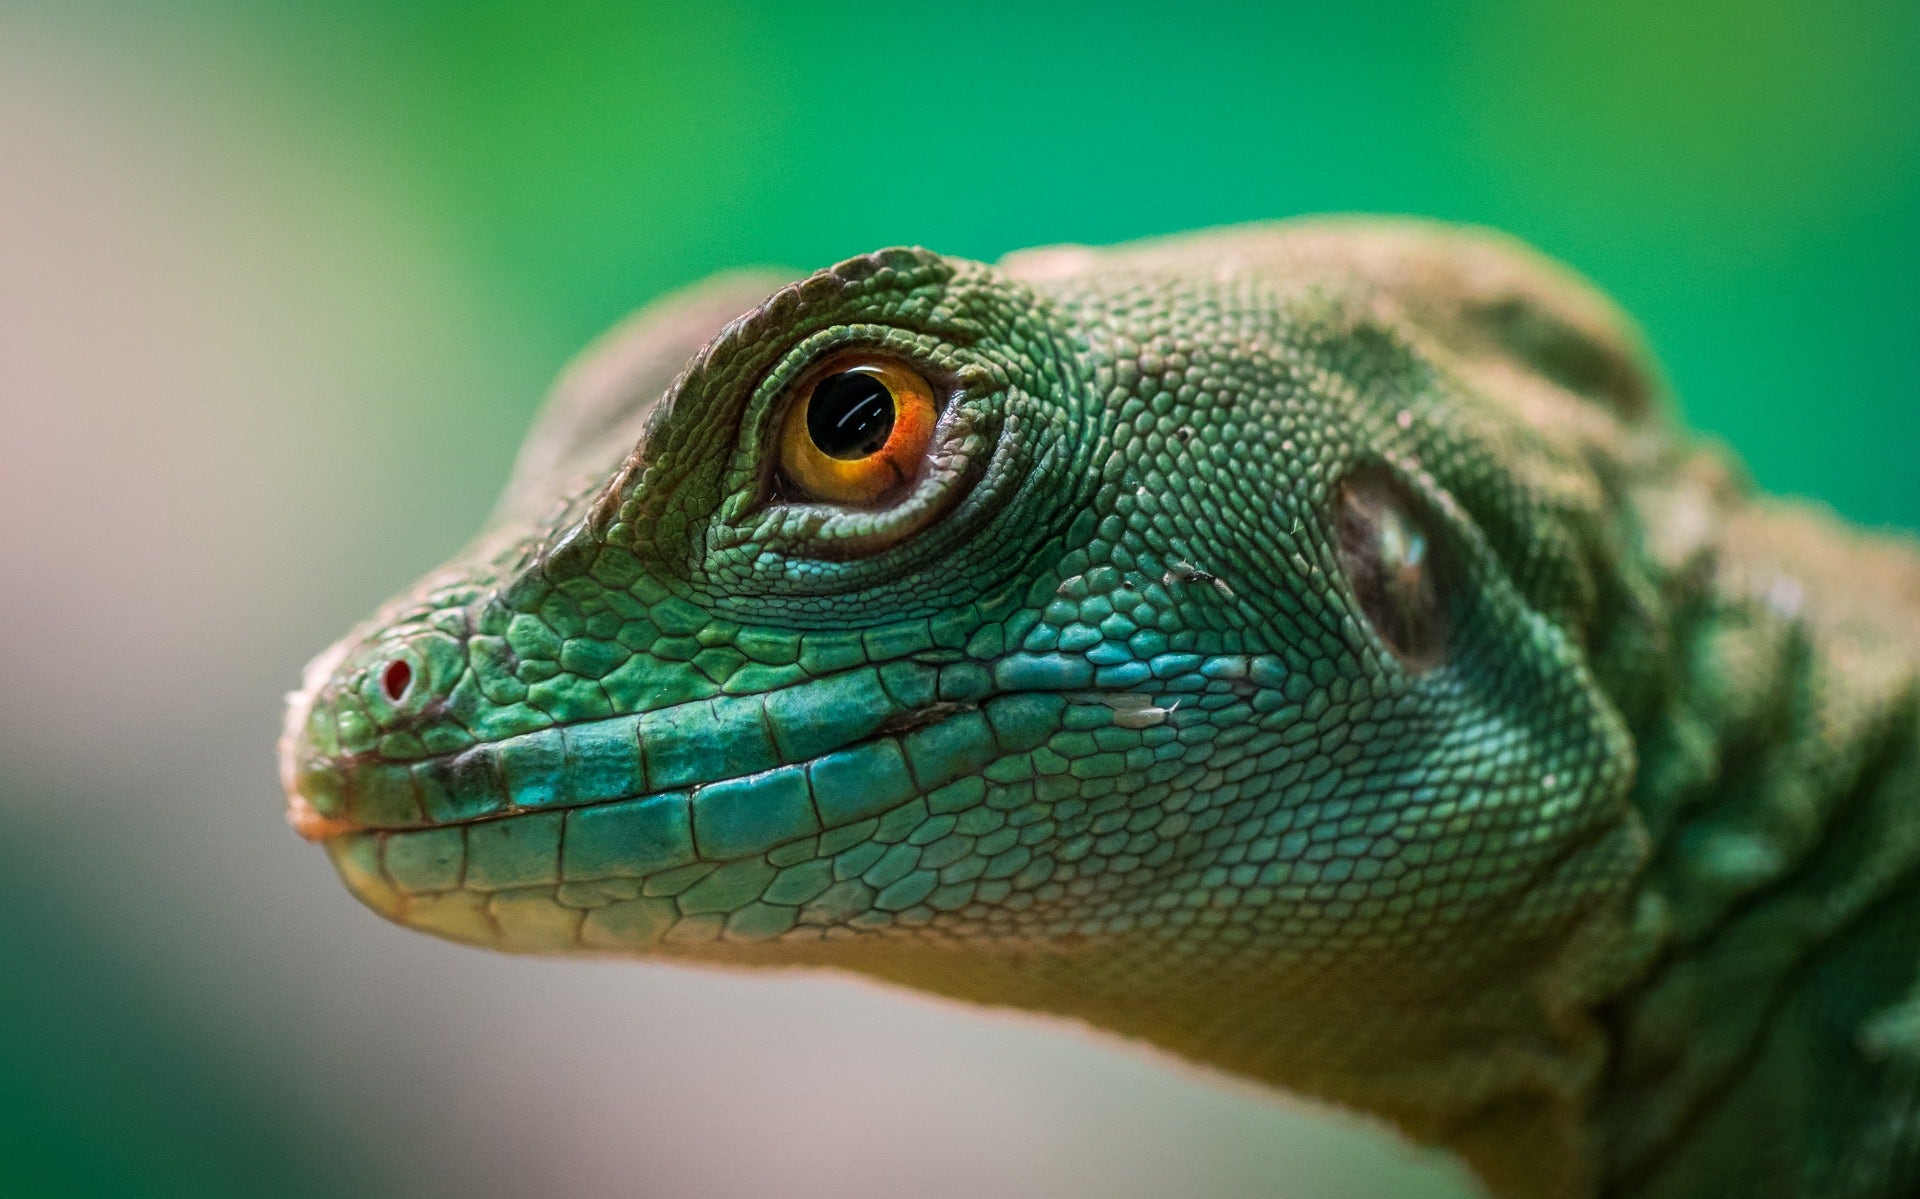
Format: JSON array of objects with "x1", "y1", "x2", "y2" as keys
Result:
[{"x1": 807, "y1": 370, "x2": 896, "y2": 460}]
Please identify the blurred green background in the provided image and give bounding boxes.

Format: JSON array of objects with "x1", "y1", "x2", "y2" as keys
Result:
[{"x1": 1, "y1": 3, "x2": 1914, "y2": 1197}]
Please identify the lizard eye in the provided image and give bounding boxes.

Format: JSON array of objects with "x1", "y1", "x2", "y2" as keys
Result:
[
  {"x1": 777, "y1": 354, "x2": 937, "y2": 505},
  {"x1": 1333, "y1": 471, "x2": 1451, "y2": 671}
]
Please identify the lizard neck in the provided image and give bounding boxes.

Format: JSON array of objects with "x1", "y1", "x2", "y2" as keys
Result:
[{"x1": 1590, "y1": 451, "x2": 1920, "y2": 1199}]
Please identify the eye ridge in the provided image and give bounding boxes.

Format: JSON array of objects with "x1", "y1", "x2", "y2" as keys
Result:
[{"x1": 1333, "y1": 470, "x2": 1452, "y2": 672}]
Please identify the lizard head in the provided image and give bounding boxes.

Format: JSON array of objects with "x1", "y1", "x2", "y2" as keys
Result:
[{"x1": 281, "y1": 223, "x2": 1659, "y2": 1113}]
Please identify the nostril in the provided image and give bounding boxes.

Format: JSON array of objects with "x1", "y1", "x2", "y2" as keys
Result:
[{"x1": 381, "y1": 659, "x2": 413, "y2": 704}]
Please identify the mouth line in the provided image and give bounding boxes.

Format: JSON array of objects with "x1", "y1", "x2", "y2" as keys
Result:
[
  {"x1": 287, "y1": 657, "x2": 957, "y2": 833},
  {"x1": 286, "y1": 650, "x2": 1191, "y2": 850},
  {"x1": 289, "y1": 793, "x2": 365, "y2": 840},
  {"x1": 312, "y1": 692, "x2": 1059, "y2": 897},
  {"x1": 305, "y1": 699, "x2": 987, "y2": 844}
]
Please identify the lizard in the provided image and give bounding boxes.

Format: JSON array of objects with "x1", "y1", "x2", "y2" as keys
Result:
[{"x1": 278, "y1": 219, "x2": 1920, "y2": 1199}]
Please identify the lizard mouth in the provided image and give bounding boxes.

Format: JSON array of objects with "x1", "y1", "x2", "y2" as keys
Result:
[
  {"x1": 288, "y1": 792, "x2": 363, "y2": 841},
  {"x1": 279, "y1": 644, "x2": 1182, "y2": 950},
  {"x1": 298, "y1": 694, "x2": 987, "y2": 831},
  {"x1": 282, "y1": 654, "x2": 927, "y2": 835},
  {"x1": 280, "y1": 657, "x2": 1066, "y2": 876},
  {"x1": 280, "y1": 637, "x2": 362, "y2": 841},
  {"x1": 290, "y1": 691, "x2": 1051, "y2": 949}
]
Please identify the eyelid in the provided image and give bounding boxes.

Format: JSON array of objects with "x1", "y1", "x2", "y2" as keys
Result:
[
  {"x1": 699, "y1": 328, "x2": 1034, "y2": 618},
  {"x1": 707, "y1": 335, "x2": 996, "y2": 565}
]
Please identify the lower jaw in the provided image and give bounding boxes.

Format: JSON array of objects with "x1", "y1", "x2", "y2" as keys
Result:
[
  {"x1": 324, "y1": 800, "x2": 908, "y2": 957},
  {"x1": 325, "y1": 780, "x2": 1021, "y2": 959},
  {"x1": 326, "y1": 827, "x2": 780, "y2": 955}
]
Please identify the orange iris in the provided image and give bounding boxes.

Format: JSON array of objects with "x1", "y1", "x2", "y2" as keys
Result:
[{"x1": 778, "y1": 355, "x2": 937, "y2": 505}]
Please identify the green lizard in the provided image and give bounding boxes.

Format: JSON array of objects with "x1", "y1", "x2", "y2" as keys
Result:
[{"x1": 280, "y1": 219, "x2": 1920, "y2": 1199}]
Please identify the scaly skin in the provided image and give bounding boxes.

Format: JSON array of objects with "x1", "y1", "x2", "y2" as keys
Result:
[{"x1": 280, "y1": 220, "x2": 1920, "y2": 1199}]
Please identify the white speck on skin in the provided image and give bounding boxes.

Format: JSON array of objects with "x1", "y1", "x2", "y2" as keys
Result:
[{"x1": 1112, "y1": 706, "x2": 1170, "y2": 729}]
